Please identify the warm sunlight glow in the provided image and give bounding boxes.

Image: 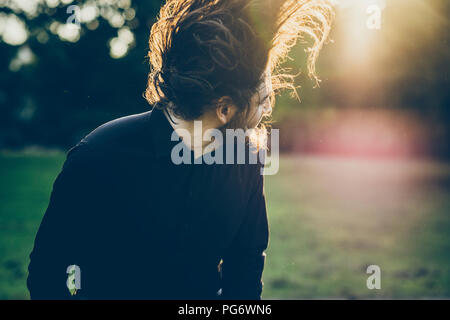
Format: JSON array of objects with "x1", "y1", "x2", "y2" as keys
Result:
[{"x1": 336, "y1": 0, "x2": 386, "y2": 67}]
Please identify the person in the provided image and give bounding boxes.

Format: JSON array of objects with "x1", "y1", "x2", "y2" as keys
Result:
[{"x1": 27, "y1": 0, "x2": 333, "y2": 299}]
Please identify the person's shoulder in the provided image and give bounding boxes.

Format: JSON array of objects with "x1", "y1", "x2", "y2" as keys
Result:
[
  {"x1": 79, "y1": 111, "x2": 152, "y2": 151},
  {"x1": 62, "y1": 111, "x2": 153, "y2": 168}
]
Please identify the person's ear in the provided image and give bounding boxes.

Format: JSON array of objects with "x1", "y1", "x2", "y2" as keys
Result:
[{"x1": 215, "y1": 97, "x2": 237, "y2": 125}]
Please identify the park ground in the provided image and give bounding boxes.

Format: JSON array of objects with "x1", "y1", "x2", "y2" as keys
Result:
[{"x1": 0, "y1": 152, "x2": 449, "y2": 299}]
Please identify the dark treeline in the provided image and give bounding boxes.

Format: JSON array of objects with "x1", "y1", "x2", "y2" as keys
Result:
[{"x1": 0, "y1": 0, "x2": 449, "y2": 158}]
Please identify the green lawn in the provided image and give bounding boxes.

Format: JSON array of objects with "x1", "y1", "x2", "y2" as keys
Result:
[{"x1": 0, "y1": 152, "x2": 449, "y2": 299}]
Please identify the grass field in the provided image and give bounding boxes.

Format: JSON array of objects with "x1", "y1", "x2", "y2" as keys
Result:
[{"x1": 0, "y1": 152, "x2": 449, "y2": 299}]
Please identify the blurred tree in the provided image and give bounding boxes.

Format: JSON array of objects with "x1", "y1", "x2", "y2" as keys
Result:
[
  {"x1": 272, "y1": 0, "x2": 449, "y2": 157},
  {"x1": 0, "y1": 0, "x2": 163, "y2": 148},
  {"x1": 0, "y1": 0, "x2": 449, "y2": 158}
]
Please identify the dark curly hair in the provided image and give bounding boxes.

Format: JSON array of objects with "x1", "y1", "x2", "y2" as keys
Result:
[{"x1": 145, "y1": 0, "x2": 334, "y2": 121}]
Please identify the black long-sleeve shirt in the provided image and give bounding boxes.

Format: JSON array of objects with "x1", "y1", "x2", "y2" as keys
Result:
[{"x1": 27, "y1": 108, "x2": 269, "y2": 299}]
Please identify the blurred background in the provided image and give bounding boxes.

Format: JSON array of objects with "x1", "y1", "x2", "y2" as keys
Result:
[{"x1": 0, "y1": 0, "x2": 449, "y2": 299}]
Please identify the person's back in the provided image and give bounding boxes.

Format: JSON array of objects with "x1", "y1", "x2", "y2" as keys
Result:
[{"x1": 27, "y1": 0, "x2": 333, "y2": 299}]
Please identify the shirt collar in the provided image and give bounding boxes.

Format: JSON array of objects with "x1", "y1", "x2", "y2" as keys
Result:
[
  {"x1": 148, "y1": 107, "x2": 179, "y2": 158},
  {"x1": 148, "y1": 106, "x2": 221, "y2": 162}
]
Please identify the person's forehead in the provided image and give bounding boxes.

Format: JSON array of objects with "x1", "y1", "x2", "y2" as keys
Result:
[
  {"x1": 260, "y1": 70, "x2": 272, "y2": 93},
  {"x1": 265, "y1": 71, "x2": 272, "y2": 91},
  {"x1": 262, "y1": 67, "x2": 271, "y2": 80}
]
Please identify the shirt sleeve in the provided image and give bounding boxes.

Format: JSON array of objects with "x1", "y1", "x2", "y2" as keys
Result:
[
  {"x1": 27, "y1": 142, "x2": 100, "y2": 299},
  {"x1": 220, "y1": 166, "x2": 269, "y2": 300}
]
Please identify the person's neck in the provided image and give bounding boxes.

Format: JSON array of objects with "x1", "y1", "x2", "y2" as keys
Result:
[{"x1": 163, "y1": 108, "x2": 220, "y2": 159}]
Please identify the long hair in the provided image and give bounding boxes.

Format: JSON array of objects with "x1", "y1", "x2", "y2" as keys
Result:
[{"x1": 145, "y1": 0, "x2": 334, "y2": 132}]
